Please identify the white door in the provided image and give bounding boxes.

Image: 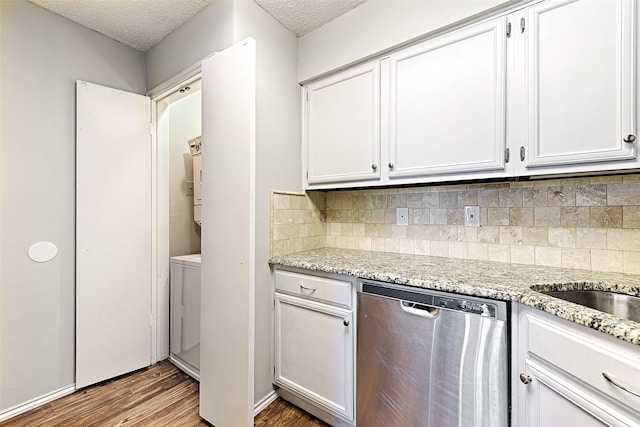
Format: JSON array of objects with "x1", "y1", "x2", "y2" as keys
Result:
[
  {"x1": 76, "y1": 81, "x2": 151, "y2": 389},
  {"x1": 199, "y1": 39, "x2": 256, "y2": 427},
  {"x1": 304, "y1": 61, "x2": 381, "y2": 186},
  {"x1": 387, "y1": 18, "x2": 507, "y2": 178},
  {"x1": 522, "y1": 0, "x2": 636, "y2": 168},
  {"x1": 274, "y1": 293, "x2": 354, "y2": 421}
]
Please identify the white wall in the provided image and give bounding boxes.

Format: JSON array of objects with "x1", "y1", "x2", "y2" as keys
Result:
[
  {"x1": 145, "y1": 0, "x2": 235, "y2": 91},
  {"x1": 169, "y1": 91, "x2": 202, "y2": 257},
  {"x1": 233, "y1": 0, "x2": 301, "y2": 404},
  {"x1": 0, "y1": 0, "x2": 146, "y2": 413},
  {"x1": 298, "y1": 0, "x2": 515, "y2": 82}
]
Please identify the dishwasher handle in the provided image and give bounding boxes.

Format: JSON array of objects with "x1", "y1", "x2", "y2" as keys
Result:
[{"x1": 401, "y1": 301, "x2": 440, "y2": 317}]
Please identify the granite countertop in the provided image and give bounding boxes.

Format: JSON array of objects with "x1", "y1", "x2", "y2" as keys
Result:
[{"x1": 269, "y1": 248, "x2": 640, "y2": 345}]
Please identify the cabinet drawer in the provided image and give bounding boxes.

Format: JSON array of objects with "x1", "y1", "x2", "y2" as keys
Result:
[
  {"x1": 275, "y1": 270, "x2": 352, "y2": 308},
  {"x1": 526, "y1": 312, "x2": 640, "y2": 413}
]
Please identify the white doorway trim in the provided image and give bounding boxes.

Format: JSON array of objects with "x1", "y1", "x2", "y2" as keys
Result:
[{"x1": 150, "y1": 72, "x2": 202, "y2": 363}]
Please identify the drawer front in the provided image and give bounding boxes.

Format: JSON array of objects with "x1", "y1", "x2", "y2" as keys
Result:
[
  {"x1": 275, "y1": 270, "x2": 352, "y2": 308},
  {"x1": 526, "y1": 311, "x2": 640, "y2": 413}
]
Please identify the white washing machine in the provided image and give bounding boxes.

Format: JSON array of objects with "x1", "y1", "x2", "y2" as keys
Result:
[{"x1": 170, "y1": 254, "x2": 201, "y2": 380}]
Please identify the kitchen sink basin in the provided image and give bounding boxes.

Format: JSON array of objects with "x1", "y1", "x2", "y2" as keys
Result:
[{"x1": 541, "y1": 290, "x2": 640, "y2": 323}]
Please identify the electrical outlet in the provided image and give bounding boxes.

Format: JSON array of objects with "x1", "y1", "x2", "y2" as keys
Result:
[
  {"x1": 464, "y1": 205, "x2": 480, "y2": 227},
  {"x1": 396, "y1": 208, "x2": 409, "y2": 226}
]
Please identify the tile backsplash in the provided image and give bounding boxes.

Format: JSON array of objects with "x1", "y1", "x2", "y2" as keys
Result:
[{"x1": 271, "y1": 174, "x2": 640, "y2": 274}]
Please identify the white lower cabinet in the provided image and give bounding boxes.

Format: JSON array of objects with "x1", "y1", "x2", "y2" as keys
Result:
[
  {"x1": 514, "y1": 305, "x2": 640, "y2": 427},
  {"x1": 274, "y1": 270, "x2": 355, "y2": 426}
]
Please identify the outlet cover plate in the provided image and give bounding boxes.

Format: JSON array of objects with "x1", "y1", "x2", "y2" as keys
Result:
[
  {"x1": 396, "y1": 208, "x2": 409, "y2": 226},
  {"x1": 464, "y1": 205, "x2": 480, "y2": 227}
]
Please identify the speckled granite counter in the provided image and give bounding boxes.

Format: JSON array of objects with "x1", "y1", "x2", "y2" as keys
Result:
[{"x1": 269, "y1": 248, "x2": 640, "y2": 345}]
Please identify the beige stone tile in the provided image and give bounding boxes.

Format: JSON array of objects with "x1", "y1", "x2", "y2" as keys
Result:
[
  {"x1": 347, "y1": 236, "x2": 360, "y2": 249},
  {"x1": 423, "y1": 225, "x2": 441, "y2": 240},
  {"x1": 487, "y1": 244, "x2": 510, "y2": 263},
  {"x1": 607, "y1": 183, "x2": 640, "y2": 205},
  {"x1": 575, "y1": 184, "x2": 606, "y2": 206},
  {"x1": 460, "y1": 226, "x2": 478, "y2": 243},
  {"x1": 353, "y1": 223, "x2": 365, "y2": 236},
  {"x1": 369, "y1": 209, "x2": 386, "y2": 224},
  {"x1": 500, "y1": 226, "x2": 523, "y2": 245},
  {"x1": 522, "y1": 226, "x2": 548, "y2": 246},
  {"x1": 406, "y1": 193, "x2": 424, "y2": 208},
  {"x1": 561, "y1": 248, "x2": 591, "y2": 270},
  {"x1": 576, "y1": 228, "x2": 607, "y2": 249},
  {"x1": 622, "y1": 174, "x2": 640, "y2": 182},
  {"x1": 590, "y1": 206, "x2": 623, "y2": 228},
  {"x1": 384, "y1": 238, "x2": 399, "y2": 253},
  {"x1": 385, "y1": 194, "x2": 407, "y2": 208},
  {"x1": 479, "y1": 208, "x2": 489, "y2": 226},
  {"x1": 371, "y1": 237, "x2": 385, "y2": 252},
  {"x1": 340, "y1": 223, "x2": 353, "y2": 236},
  {"x1": 488, "y1": 207, "x2": 510, "y2": 225},
  {"x1": 547, "y1": 186, "x2": 576, "y2": 206},
  {"x1": 334, "y1": 235, "x2": 348, "y2": 248},
  {"x1": 535, "y1": 177, "x2": 588, "y2": 186},
  {"x1": 561, "y1": 207, "x2": 590, "y2": 227},
  {"x1": 364, "y1": 223, "x2": 392, "y2": 238},
  {"x1": 411, "y1": 208, "x2": 431, "y2": 225},
  {"x1": 478, "y1": 226, "x2": 500, "y2": 244},
  {"x1": 352, "y1": 195, "x2": 367, "y2": 209},
  {"x1": 499, "y1": 188, "x2": 523, "y2": 207},
  {"x1": 478, "y1": 189, "x2": 500, "y2": 207},
  {"x1": 510, "y1": 181, "x2": 535, "y2": 188},
  {"x1": 467, "y1": 242, "x2": 488, "y2": 260},
  {"x1": 591, "y1": 250, "x2": 623, "y2": 273},
  {"x1": 607, "y1": 228, "x2": 640, "y2": 251},
  {"x1": 623, "y1": 206, "x2": 640, "y2": 228},
  {"x1": 457, "y1": 190, "x2": 479, "y2": 207},
  {"x1": 447, "y1": 209, "x2": 464, "y2": 225},
  {"x1": 535, "y1": 247, "x2": 562, "y2": 267},
  {"x1": 384, "y1": 209, "x2": 397, "y2": 224},
  {"x1": 292, "y1": 238, "x2": 305, "y2": 253},
  {"x1": 439, "y1": 192, "x2": 458, "y2": 209},
  {"x1": 271, "y1": 239, "x2": 292, "y2": 257},
  {"x1": 272, "y1": 193, "x2": 292, "y2": 209},
  {"x1": 406, "y1": 224, "x2": 427, "y2": 240},
  {"x1": 523, "y1": 188, "x2": 548, "y2": 207},
  {"x1": 273, "y1": 224, "x2": 299, "y2": 240},
  {"x1": 448, "y1": 242, "x2": 467, "y2": 259},
  {"x1": 422, "y1": 192, "x2": 440, "y2": 208},
  {"x1": 548, "y1": 227, "x2": 576, "y2": 248},
  {"x1": 391, "y1": 225, "x2": 407, "y2": 239},
  {"x1": 430, "y1": 241, "x2": 449, "y2": 257},
  {"x1": 399, "y1": 239, "x2": 416, "y2": 254},
  {"x1": 325, "y1": 235, "x2": 336, "y2": 247},
  {"x1": 511, "y1": 245, "x2": 535, "y2": 265},
  {"x1": 510, "y1": 207, "x2": 534, "y2": 226},
  {"x1": 430, "y1": 209, "x2": 448, "y2": 225},
  {"x1": 590, "y1": 175, "x2": 623, "y2": 184},
  {"x1": 438, "y1": 225, "x2": 458, "y2": 241},
  {"x1": 534, "y1": 207, "x2": 562, "y2": 226},
  {"x1": 623, "y1": 251, "x2": 640, "y2": 274},
  {"x1": 415, "y1": 240, "x2": 430, "y2": 256},
  {"x1": 326, "y1": 195, "x2": 342, "y2": 210}
]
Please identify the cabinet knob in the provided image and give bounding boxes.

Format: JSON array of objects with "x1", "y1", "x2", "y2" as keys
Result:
[
  {"x1": 624, "y1": 134, "x2": 636, "y2": 143},
  {"x1": 343, "y1": 319, "x2": 350, "y2": 327},
  {"x1": 371, "y1": 164, "x2": 377, "y2": 170},
  {"x1": 388, "y1": 162, "x2": 394, "y2": 169},
  {"x1": 519, "y1": 373, "x2": 532, "y2": 385}
]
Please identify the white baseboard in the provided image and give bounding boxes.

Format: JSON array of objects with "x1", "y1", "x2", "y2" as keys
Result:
[
  {"x1": 254, "y1": 389, "x2": 279, "y2": 416},
  {"x1": 0, "y1": 384, "x2": 76, "y2": 422}
]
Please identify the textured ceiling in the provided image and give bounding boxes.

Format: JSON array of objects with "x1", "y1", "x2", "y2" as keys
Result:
[
  {"x1": 29, "y1": 0, "x2": 368, "y2": 51},
  {"x1": 255, "y1": 0, "x2": 367, "y2": 37}
]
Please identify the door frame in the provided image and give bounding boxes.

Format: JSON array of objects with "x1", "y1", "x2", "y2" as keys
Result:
[{"x1": 149, "y1": 71, "x2": 202, "y2": 363}]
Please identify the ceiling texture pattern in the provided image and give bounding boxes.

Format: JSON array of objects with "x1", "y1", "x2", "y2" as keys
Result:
[{"x1": 29, "y1": 0, "x2": 368, "y2": 51}]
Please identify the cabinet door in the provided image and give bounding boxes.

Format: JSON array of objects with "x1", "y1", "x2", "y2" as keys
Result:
[
  {"x1": 523, "y1": 0, "x2": 636, "y2": 168},
  {"x1": 304, "y1": 62, "x2": 380, "y2": 186},
  {"x1": 387, "y1": 18, "x2": 507, "y2": 179},
  {"x1": 274, "y1": 293, "x2": 354, "y2": 421}
]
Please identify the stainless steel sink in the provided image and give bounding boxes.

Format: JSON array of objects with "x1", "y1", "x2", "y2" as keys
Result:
[{"x1": 541, "y1": 290, "x2": 640, "y2": 323}]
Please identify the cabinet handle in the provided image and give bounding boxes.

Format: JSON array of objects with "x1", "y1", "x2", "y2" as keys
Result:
[
  {"x1": 299, "y1": 285, "x2": 316, "y2": 294},
  {"x1": 624, "y1": 134, "x2": 636, "y2": 143},
  {"x1": 519, "y1": 373, "x2": 532, "y2": 385},
  {"x1": 343, "y1": 319, "x2": 350, "y2": 327},
  {"x1": 602, "y1": 372, "x2": 640, "y2": 398},
  {"x1": 520, "y1": 146, "x2": 526, "y2": 161},
  {"x1": 371, "y1": 164, "x2": 377, "y2": 170},
  {"x1": 388, "y1": 162, "x2": 394, "y2": 169}
]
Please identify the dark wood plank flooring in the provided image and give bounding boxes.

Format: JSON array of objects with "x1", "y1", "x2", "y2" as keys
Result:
[{"x1": 1, "y1": 361, "x2": 328, "y2": 427}]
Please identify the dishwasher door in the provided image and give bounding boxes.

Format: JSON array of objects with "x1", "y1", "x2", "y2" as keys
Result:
[{"x1": 357, "y1": 281, "x2": 509, "y2": 427}]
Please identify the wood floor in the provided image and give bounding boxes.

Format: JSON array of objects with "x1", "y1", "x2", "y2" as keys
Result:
[{"x1": 1, "y1": 361, "x2": 328, "y2": 427}]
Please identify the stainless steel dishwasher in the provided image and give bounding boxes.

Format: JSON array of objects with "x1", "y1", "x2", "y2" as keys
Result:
[{"x1": 357, "y1": 280, "x2": 509, "y2": 427}]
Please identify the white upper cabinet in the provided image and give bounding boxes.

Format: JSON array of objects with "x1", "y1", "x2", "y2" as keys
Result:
[
  {"x1": 518, "y1": 0, "x2": 637, "y2": 171},
  {"x1": 303, "y1": 62, "x2": 381, "y2": 186},
  {"x1": 386, "y1": 18, "x2": 508, "y2": 179}
]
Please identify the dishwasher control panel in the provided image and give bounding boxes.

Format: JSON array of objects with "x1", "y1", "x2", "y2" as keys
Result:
[{"x1": 435, "y1": 296, "x2": 496, "y2": 317}]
